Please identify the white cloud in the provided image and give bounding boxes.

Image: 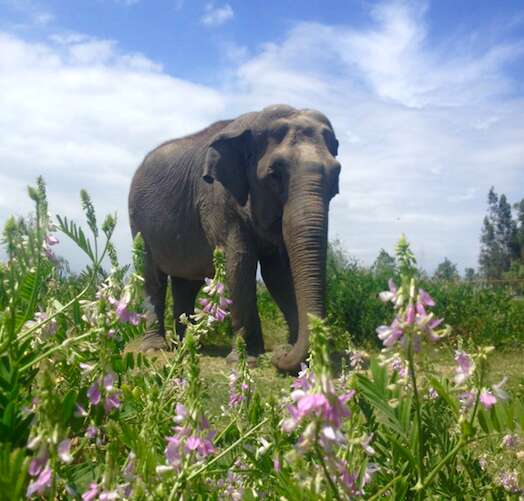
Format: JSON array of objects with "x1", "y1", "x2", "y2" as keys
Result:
[
  {"x1": 0, "y1": 31, "x2": 226, "y2": 268},
  {"x1": 201, "y1": 3, "x2": 234, "y2": 27},
  {"x1": 1, "y1": 1, "x2": 524, "y2": 274}
]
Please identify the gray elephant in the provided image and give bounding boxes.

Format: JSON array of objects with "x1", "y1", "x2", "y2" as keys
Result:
[{"x1": 128, "y1": 104, "x2": 341, "y2": 372}]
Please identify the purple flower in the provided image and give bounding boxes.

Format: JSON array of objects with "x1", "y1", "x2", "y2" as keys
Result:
[
  {"x1": 418, "y1": 289, "x2": 435, "y2": 307},
  {"x1": 104, "y1": 392, "x2": 121, "y2": 413},
  {"x1": 99, "y1": 491, "x2": 119, "y2": 500},
  {"x1": 459, "y1": 391, "x2": 475, "y2": 409},
  {"x1": 174, "y1": 402, "x2": 187, "y2": 423},
  {"x1": 26, "y1": 463, "x2": 52, "y2": 497},
  {"x1": 45, "y1": 234, "x2": 59, "y2": 246},
  {"x1": 87, "y1": 383, "x2": 101, "y2": 406},
  {"x1": 480, "y1": 389, "x2": 497, "y2": 410},
  {"x1": 186, "y1": 435, "x2": 215, "y2": 457},
  {"x1": 405, "y1": 304, "x2": 416, "y2": 324},
  {"x1": 103, "y1": 372, "x2": 117, "y2": 391},
  {"x1": 376, "y1": 318, "x2": 403, "y2": 347},
  {"x1": 492, "y1": 376, "x2": 509, "y2": 401},
  {"x1": 109, "y1": 295, "x2": 141, "y2": 325},
  {"x1": 28, "y1": 448, "x2": 48, "y2": 477},
  {"x1": 75, "y1": 403, "x2": 88, "y2": 417},
  {"x1": 86, "y1": 426, "x2": 98, "y2": 439},
  {"x1": 273, "y1": 457, "x2": 281, "y2": 472},
  {"x1": 501, "y1": 434, "x2": 519, "y2": 448},
  {"x1": 454, "y1": 351, "x2": 474, "y2": 385},
  {"x1": 361, "y1": 434, "x2": 376, "y2": 456},
  {"x1": 58, "y1": 439, "x2": 73, "y2": 464},
  {"x1": 82, "y1": 483, "x2": 99, "y2": 501}
]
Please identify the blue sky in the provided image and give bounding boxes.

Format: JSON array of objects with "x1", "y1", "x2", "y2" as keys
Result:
[{"x1": 1, "y1": 0, "x2": 524, "y2": 273}]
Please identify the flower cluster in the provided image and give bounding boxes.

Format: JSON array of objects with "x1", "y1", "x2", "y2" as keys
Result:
[
  {"x1": 26, "y1": 436, "x2": 73, "y2": 497},
  {"x1": 377, "y1": 279, "x2": 448, "y2": 350},
  {"x1": 196, "y1": 277, "x2": 232, "y2": 323},
  {"x1": 86, "y1": 372, "x2": 122, "y2": 414},
  {"x1": 159, "y1": 403, "x2": 215, "y2": 472},
  {"x1": 108, "y1": 290, "x2": 141, "y2": 325}
]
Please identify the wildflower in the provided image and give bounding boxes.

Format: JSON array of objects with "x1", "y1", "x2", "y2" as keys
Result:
[
  {"x1": 99, "y1": 491, "x2": 119, "y2": 500},
  {"x1": 103, "y1": 373, "x2": 117, "y2": 391},
  {"x1": 86, "y1": 426, "x2": 98, "y2": 440},
  {"x1": 108, "y1": 293, "x2": 141, "y2": 325},
  {"x1": 291, "y1": 363, "x2": 313, "y2": 391},
  {"x1": 79, "y1": 363, "x2": 95, "y2": 372},
  {"x1": 454, "y1": 351, "x2": 475, "y2": 385},
  {"x1": 501, "y1": 434, "x2": 519, "y2": 449},
  {"x1": 82, "y1": 483, "x2": 99, "y2": 501},
  {"x1": 28, "y1": 447, "x2": 48, "y2": 477},
  {"x1": 45, "y1": 234, "x2": 59, "y2": 246},
  {"x1": 58, "y1": 439, "x2": 73, "y2": 464},
  {"x1": 499, "y1": 470, "x2": 521, "y2": 493},
  {"x1": 348, "y1": 350, "x2": 368, "y2": 370},
  {"x1": 379, "y1": 279, "x2": 399, "y2": 304},
  {"x1": 479, "y1": 389, "x2": 497, "y2": 410},
  {"x1": 75, "y1": 404, "x2": 88, "y2": 417},
  {"x1": 87, "y1": 383, "x2": 101, "y2": 406},
  {"x1": 104, "y1": 392, "x2": 121, "y2": 413},
  {"x1": 459, "y1": 391, "x2": 475, "y2": 409},
  {"x1": 361, "y1": 434, "x2": 376, "y2": 456},
  {"x1": 427, "y1": 387, "x2": 438, "y2": 400},
  {"x1": 492, "y1": 376, "x2": 509, "y2": 401},
  {"x1": 273, "y1": 457, "x2": 281, "y2": 473},
  {"x1": 26, "y1": 463, "x2": 52, "y2": 497},
  {"x1": 417, "y1": 289, "x2": 435, "y2": 308},
  {"x1": 376, "y1": 318, "x2": 403, "y2": 347}
]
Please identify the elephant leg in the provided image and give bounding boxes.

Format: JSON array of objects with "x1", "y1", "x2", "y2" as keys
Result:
[
  {"x1": 170, "y1": 277, "x2": 203, "y2": 341},
  {"x1": 140, "y1": 244, "x2": 168, "y2": 350},
  {"x1": 260, "y1": 251, "x2": 299, "y2": 345},
  {"x1": 225, "y1": 239, "x2": 264, "y2": 357}
]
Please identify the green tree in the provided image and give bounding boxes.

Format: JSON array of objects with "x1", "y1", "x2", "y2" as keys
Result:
[
  {"x1": 371, "y1": 248, "x2": 397, "y2": 280},
  {"x1": 464, "y1": 267, "x2": 477, "y2": 281},
  {"x1": 433, "y1": 257, "x2": 459, "y2": 281},
  {"x1": 479, "y1": 187, "x2": 517, "y2": 279}
]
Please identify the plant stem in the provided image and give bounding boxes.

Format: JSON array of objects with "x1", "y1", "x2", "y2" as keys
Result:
[
  {"x1": 407, "y1": 333, "x2": 425, "y2": 489},
  {"x1": 368, "y1": 475, "x2": 403, "y2": 501},
  {"x1": 415, "y1": 439, "x2": 464, "y2": 493},
  {"x1": 316, "y1": 445, "x2": 342, "y2": 501}
]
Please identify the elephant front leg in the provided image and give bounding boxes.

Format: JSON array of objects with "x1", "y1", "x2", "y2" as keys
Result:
[{"x1": 224, "y1": 242, "x2": 264, "y2": 358}]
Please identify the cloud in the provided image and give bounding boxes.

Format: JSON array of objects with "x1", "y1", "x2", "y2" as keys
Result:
[
  {"x1": 0, "y1": 31, "x2": 226, "y2": 268},
  {"x1": 201, "y1": 3, "x2": 234, "y2": 27},
  {"x1": 1, "y1": 1, "x2": 523, "y2": 275}
]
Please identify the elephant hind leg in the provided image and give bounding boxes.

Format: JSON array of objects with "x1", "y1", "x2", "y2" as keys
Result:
[
  {"x1": 170, "y1": 277, "x2": 203, "y2": 340},
  {"x1": 142, "y1": 245, "x2": 168, "y2": 339}
]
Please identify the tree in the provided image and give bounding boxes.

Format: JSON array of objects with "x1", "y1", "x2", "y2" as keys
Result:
[
  {"x1": 479, "y1": 187, "x2": 517, "y2": 279},
  {"x1": 371, "y1": 249, "x2": 397, "y2": 280},
  {"x1": 433, "y1": 258, "x2": 459, "y2": 281},
  {"x1": 464, "y1": 267, "x2": 477, "y2": 281}
]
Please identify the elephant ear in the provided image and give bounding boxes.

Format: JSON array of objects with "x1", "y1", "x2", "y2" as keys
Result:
[{"x1": 203, "y1": 128, "x2": 252, "y2": 206}]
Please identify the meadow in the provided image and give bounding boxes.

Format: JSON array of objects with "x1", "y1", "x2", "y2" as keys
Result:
[{"x1": 1, "y1": 178, "x2": 523, "y2": 500}]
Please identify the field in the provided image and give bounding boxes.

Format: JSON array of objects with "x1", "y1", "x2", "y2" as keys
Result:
[{"x1": 1, "y1": 181, "x2": 523, "y2": 500}]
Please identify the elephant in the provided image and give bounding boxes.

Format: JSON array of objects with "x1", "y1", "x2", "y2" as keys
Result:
[{"x1": 128, "y1": 104, "x2": 341, "y2": 372}]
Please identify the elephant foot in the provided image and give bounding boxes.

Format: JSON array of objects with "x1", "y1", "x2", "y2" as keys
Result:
[
  {"x1": 226, "y1": 349, "x2": 258, "y2": 369},
  {"x1": 139, "y1": 332, "x2": 169, "y2": 352},
  {"x1": 271, "y1": 344, "x2": 300, "y2": 375}
]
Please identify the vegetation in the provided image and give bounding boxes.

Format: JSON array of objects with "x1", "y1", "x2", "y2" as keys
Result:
[{"x1": 0, "y1": 179, "x2": 523, "y2": 499}]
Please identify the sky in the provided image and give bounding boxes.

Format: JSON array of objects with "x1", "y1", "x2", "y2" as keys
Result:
[{"x1": 1, "y1": 0, "x2": 524, "y2": 274}]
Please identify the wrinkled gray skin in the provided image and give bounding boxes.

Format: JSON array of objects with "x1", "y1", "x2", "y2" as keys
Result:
[{"x1": 128, "y1": 104, "x2": 341, "y2": 372}]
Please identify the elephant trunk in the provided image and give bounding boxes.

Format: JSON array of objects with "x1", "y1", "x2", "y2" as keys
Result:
[{"x1": 272, "y1": 173, "x2": 328, "y2": 372}]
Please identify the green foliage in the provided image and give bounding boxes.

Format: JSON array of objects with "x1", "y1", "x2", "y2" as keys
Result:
[{"x1": 433, "y1": 257, "x2": 460, "y2": 282}]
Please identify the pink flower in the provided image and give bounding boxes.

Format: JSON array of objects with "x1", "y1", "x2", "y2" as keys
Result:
[
  {"x1": 103, "y1": 373, "x2": 117, "y2": 391},
  {"x1": 273, "y1": 457, "x2": 281, "y2": 472},
  {"x1": 45, "y1": 234, "x2": 59, "y2": 246},
  {"x1": 459, "y1": 391, "x2": 475, "y2": 409},
  {"x1": 87, "y1": 383, "x2": 101, "y2": 406},
  {"x1": 379, "y1": 279, "x2": 398, "y2": 304},
  {"x1": 28, "y1": 448, "x2": 48, "y2": 477},
  {"x1": 58, "y1": 439, "x2": 73, "y2": 464},
  {"x1": 86, "y1": 426, "x2": 98, "y2": 439},
  {"x1": 480, "y1": 389, "x2": 497, "y2": 410},
  {"x1": 104, "y1": 392, "x2": 121, "y2": 413},
  {"x1": 454, "y1": 351, "x2": 475, "y2": 385},
  {"x1": 108, "y1": 295, "x2": 141, "y2": 325},
  {"x1": 82, "y1": 483, "x2": 99, "y2": 501},
  {"x1": 26, "y1": 463, "x2": 52, "y2": 497},
  {"x1": 405, "y1": 304, "x2": 416, "y2": 324},
  {"x1": 418, "y1": 289, "x2": 435, "y2": 307},
  {"x1": 376, "y1": 318, "x2": 403, "y2": 347}
]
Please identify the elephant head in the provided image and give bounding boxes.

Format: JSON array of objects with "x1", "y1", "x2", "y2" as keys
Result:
[{"x1": 203, "y1": 104, "x2": 341, "y2": 372}]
